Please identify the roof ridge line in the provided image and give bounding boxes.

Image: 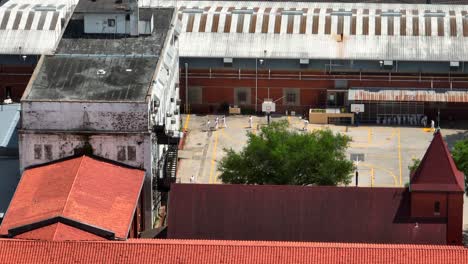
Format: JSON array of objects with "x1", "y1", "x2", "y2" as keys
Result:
[
  {"x1": 61, "y1": 156, "x2": 85, "y2": 217},
  {"x1": 123, "y1": 239, "x2": 467, "y2": 250}
]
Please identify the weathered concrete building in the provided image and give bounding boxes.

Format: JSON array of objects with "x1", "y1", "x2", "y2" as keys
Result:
[{"x1": 19, "y1": 0, "x2": 181, "y2": 230}]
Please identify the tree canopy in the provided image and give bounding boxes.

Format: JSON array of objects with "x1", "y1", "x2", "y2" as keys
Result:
[
  {"x1": 218, "y1": 120, "x2": 354, "y2": 186},
  {"x1": 452, "y1": 138, "x2": 468, "y2": 193}
]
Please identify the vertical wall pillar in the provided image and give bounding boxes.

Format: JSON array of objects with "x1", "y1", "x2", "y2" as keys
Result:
[{"x1": 446, "y1": 193, "x2": 464, "y2": 245}]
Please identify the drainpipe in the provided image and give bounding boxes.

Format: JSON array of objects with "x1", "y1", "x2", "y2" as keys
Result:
[
  {"x1": 255, "y1": 58, "x2": 258, "y2": 112},
  {"x1": 185, "y1": 63, "x2": 188, "y2": 114}
]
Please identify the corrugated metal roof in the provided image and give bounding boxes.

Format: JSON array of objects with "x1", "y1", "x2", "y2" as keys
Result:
[
  {"x1": 168, "y1": 184, "x2": 447, "y2": 244},
  {"x1": 0, "y1": 103, "x2": 20, "y2": 148},
  {"x1": 349, "y1": 88, "x2": 468, "y2": 102},
  {"x1": 149, "y1": 1, "x2": 468, "y2": 61},
  {"x1": 0, "y1": 0, "x2": 78, "y2": 55}
]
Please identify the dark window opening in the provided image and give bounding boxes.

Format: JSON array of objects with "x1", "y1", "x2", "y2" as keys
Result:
[
  {"x1": 117, "y1": 146, "x2": 126, "y2": 161},
  {"x1": 237, "y1": 91, "x2": 247, "y2": 104},
  {"x1": 34, "y1": 144, "x2": 42, "y2": 160},
  {"x1": 108, "y1": 19, "x2": 116, "y2": 27},
  {"x1": 286, "y1": 92, "x2": 296, "y2": 104},
  {"x1": 125, "y1": 14, "x2": 130, "y2": 21},
  {"x1": 127, "y1": 146, "x2": 136, "y2": 161},
  {"x1": 44, "y1": 144, "x2": 53, "y2": 160},
  {"x1": 434, "y1": 201, "x2": 440, "y2": 215},
  {"x1": 5, "y1": 86, "x2": 12, "y2": 99}
]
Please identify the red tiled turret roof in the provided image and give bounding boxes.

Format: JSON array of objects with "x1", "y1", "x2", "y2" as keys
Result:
[{"x1": 411, "y1": 131, "x2": 465, "y2": 192}]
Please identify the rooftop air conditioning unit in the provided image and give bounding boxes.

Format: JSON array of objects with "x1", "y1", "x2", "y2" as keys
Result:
[
  {"x1": 166, "y1": 112, "x2": 172, "y2": 118},
  {"x1": 171, "y1": 118, "x2": 176, "y2": 124},
  {"x1": 450, "y1": 61, "x2": 460, "y2": 68},
  {"x1": 300, "y1": 59, "x2": 309, "y2": 65},
  {"x1": 223, "y1": 58, "x2": 233, "y2": 66},
  {"x1": 383, "y1": 60, "x2": 393, "y2": 67}
]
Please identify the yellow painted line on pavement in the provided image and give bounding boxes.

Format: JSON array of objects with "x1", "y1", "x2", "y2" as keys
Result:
[
  {"x1": 398, "y1": 128, "x2": 402, "y2": 186},
  {"x1": 359, "y1": 162, "x2": 398, "y2": 186},
  {"x1": 368, "y1": 128, "x2": 372, "y2": 144},
  {"x1": 209, "y1": 130, "x2": 219, "y2": 184},
  {"x1": 183, "y1": 114, "x2": 191, "y2": 132}
]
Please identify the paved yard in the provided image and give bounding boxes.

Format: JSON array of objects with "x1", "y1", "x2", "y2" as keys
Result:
[{"x1": 178, "y1": 114, "x2": 468, "y2": 230}]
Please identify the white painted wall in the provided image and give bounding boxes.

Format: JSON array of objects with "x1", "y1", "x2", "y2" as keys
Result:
[
  {"x1": 84, "y1": 13, "x2": 127, "y2": 34},
  {"x1": 21, "y1": 101, "x2": 148, "y2": 132}
]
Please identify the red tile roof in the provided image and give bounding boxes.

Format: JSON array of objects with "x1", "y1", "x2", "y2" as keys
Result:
[
  {"x1": 14, "y1": 223, "x2": 105, "y2": 241},
  {"x1": 168, "y1": 184, "x2": 446, "y2": 244},
  {"x1": 0, "y1": 155, "x2": 145, "y2": 240},
  {"x1": 0, "y1": 239, "x2": 467, "y2": 264},
  {"x1": 411, "y1": 131, "x2": 465, "y2": 192}
]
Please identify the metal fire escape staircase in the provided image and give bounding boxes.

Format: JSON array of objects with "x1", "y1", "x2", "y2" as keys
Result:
[{"x1": 156, "y1": 145, "x2": 178, "y2": 192}]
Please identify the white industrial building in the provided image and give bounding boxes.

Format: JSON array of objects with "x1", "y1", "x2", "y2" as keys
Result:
[{"x1": 19, "y1": 0, "x2": 181, "y2": 230}]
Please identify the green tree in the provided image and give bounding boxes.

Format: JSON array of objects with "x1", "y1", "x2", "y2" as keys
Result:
[
  {"x1": 408, "y1": 158, "x2": 421, "y2": 175},
  {"x1": 452, "y1": 138, "x2": 468, "y2": 193},
  {"x1": 218, "y1": 120, "x2": 354, "y2": 186}
]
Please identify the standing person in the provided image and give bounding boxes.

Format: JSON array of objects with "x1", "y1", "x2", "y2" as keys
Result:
[
  {"x1": 431, "y1": 119, "x2": 435, "y2": 130},
  {"x1": 214, "y1": 117, "x2": 219, "y2": 130},
  {"x1": 249, "y1": 115, "x2": 253, "y2": 128},
  {"x1": 206, "y1": 120, "x2": 211, "y2": 131},
  {"x1": 303, "y1": 119, "x2": 309, "y2": 131},
  {"x1": 222, "y1": 115, "x2": 227, "y2": 128}
]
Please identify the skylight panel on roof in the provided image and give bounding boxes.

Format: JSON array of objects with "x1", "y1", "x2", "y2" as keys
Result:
[
  {"x1": 182, "y1": 8, "x2": 203, "y2": 14},
  {"x1": 381, "y1": 11, "x2": 402, "y2": 17},
  {"x1": 424, "y1": 11, "x2": 445, "y2": 17},
  {"x1": 282, "y1": 10, "x2": 304, "y2": 16},
  {"x1": 231, "y1": 9, "x2": 254, "y2": 15},
  {"x1": 331, "y1": 10, "x2": 353, "y2": 16}
]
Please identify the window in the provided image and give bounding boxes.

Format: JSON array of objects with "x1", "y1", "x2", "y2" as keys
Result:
[
  {"x1": 237, "y1": 91, "x2": 247, "y2": 104},
  {"x1": 117, "y1": 145, "x2": 137, "y2": 161},
  {"x1": 127, "y1": 146, "x2": 136, "y2": 161},
  {"x1": 5, "y1": 86, "x2": 12, "y2": 99},
  {"x1": 286, "y1": 93, "x2": 296, "y2": 104},
  {"x1": 44, "y1": 144, "x2": 53, "y2": 160},
  {"x1": 117, "y1": 146, "x2": 126, "y2": 161},
  {"x1": 434, "y1": 201, "x2": 440, "y2": 215},
  {"x1": 34, "y1": 144, "x2": 42, "y2": 160},
  {"x1": 235, "y1": 88, "x2": 250, "y2": 105},
  {"x1": 283, "y1": 88, "x2": 299, "y2": 106},
  {"x1": 108, "y1": 19, "x2": 116, "y2": 27},
  {"x1": 188, "y1": 87, "x2": 202, "y2": 104}
]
